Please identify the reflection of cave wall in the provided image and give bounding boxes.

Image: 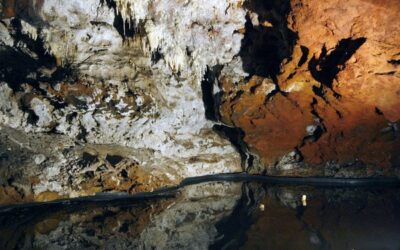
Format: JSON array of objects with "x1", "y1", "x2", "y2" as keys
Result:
[
  {"x1": 218, "y1": 0, "x2": 400, "y2": 177},
  {"x1": 244, "y1": 184, "x2": 400, "y2": 249},
  {"x1": 0, "y1": 182, "x2": 242, "y2": 250}
]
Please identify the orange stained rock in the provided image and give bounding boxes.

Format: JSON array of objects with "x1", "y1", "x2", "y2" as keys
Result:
[
  {"x1": 301, "y1": 96, "x2": 397, "y2": 169},
  {"x1": 0, "y1": 185, "x2": 26, "y2": 204},
  {"x1": 220, "y1": 0, "x2": 400, "y2": 176},
  {"x1": 2, "y1": 0, "x2": 16, "y2": 18},
  {"x1": 35, "y1": 191, "x2": 63, "y2": 202},
  {"x1": 1, "y1": 0, "x2": 45, "y2": 18},
  {"x1": 286, "y1": 0, "x2": 400, "y2": 121}
]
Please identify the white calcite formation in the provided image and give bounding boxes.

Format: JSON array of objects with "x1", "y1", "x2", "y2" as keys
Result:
[{"x1": 0, "y1": 0, "x2": 248, "y2": 201}]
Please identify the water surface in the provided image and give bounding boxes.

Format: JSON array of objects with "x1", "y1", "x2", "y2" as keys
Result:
[{"x1": 1, "y1": 181, "x2": 400, "y2": 249}]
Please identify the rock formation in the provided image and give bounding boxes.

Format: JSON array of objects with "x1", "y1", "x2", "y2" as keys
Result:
[
  {"x1": 0, "y1": 0, "x2": 399, "y2": 204},
  {"x1": 218, "y1": 0, "x2": 400, "y2": 177},
  {"x1": 0, "y1": 0, "x2": 244, "y2": 203}
]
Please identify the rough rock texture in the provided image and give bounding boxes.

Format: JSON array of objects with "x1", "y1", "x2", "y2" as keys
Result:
[
  {"x1": 218, "y1": 0, "x2": 400, "y2": 177},
  {"x1": 0, "y1": 0, "x2": 245, "y2": 203},
  {"x1": 0, "y1": 126, "x2": 175, "y2": 204},
  {"x1": 1, "y1": 0, "x2": 399, "y2": 204}
]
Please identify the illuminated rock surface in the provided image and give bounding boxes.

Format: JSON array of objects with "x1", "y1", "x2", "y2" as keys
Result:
[
  {"x1": 219, "y1": 0, "x2": 400, "y2": 176},
  {"x1": 0, "y1": 0, "x2": 399, "y2": 204},
  {"x1": 0, "y1": 0, "x2": 244, "y2": 203}
]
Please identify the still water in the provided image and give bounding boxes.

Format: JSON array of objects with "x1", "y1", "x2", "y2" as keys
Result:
[{"x1": 1, "y1": 181, "x2": 400, "y2": 249}]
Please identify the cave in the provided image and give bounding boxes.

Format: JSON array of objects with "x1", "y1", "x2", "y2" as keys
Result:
[{"x1": 0, "y1": 0, "x2": 399, "y2": 249}]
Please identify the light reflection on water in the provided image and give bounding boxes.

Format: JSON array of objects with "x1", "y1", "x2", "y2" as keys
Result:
[{"x1": 1, "y1": 181, "x2": 400, "y2": 250}]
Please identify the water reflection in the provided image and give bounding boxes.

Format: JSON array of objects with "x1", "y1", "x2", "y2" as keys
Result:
[
  {"x1": 214, "y1": 184, "x2": 400, "y2": 250},
  {"x1": 0, "y1": 182, "x2": 242, "y2": 249},
  {"x1": 1, "y1": 181, "x2": 400, "y2": 249}
]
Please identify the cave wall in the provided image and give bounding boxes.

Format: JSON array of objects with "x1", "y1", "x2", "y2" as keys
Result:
[
  {"x1": 0, "y1": 0, "x2": 245, "y2": 203},
  {"x1": 0, "y1": 0, "x2": 399, "y2": 204},
  {"x1": 219, "y1": 0, "x2": 400, "y2": 177}
]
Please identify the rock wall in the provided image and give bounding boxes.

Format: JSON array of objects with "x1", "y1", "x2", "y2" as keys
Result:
[
  {"x1": 0, "y1": 0, "x2": 399, "y2": 204},
  {"x1": 0, "y1": 0, "x2": 245, "y2": 203},
  {"x1": 218, "y1": 0, "x2": 400, "y2": 177}
]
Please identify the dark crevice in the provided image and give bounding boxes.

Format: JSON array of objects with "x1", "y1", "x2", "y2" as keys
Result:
[
  {"x1": 294, "y1": 147, "x2": 304, "y2": 162},
  {"x1": 286, "y1": 70, "x2": 297, "y2": 80},
  {"x1": 213, "y1": 125, "x2": 250, "y2": 170},
  {"x1": 106, "y1": 155, "x2": 124, "y2": 166},
  {"x1": 299, "y1": 98, "x2": 327, "y2": 147},
  {"x1": 7, "y1": 176, "x2": 15, "y2": 186},
  {"x1": 67, "y1": 96, "x2": 88, "y2": 110},
  {"x1": 0, "y1": 18, "x2": 75, "y2": 91},
  {"x1": 250, "y1": 82, "x2": 262, "y2": 94},
  {"x1": 78, "y1": 152, "x2": 98, "y2": 168},
  {"x1": 201, "y1": 65, "x2": 223, "y2": 122},
  {"x1": 310, "y1": 98, "x2": 325, "y2": 126},
  {"x1": 264, "y1": 87, "x2": 280, "y2": 104},
  {"x1": 90, "y1": 21, "x2": 108, "y2": 26},
  {"x1": 26, "y1": 110, "x2": 39, "y2": 126},
  {"x1": 388, "y1": 59, "x2": 400, "y2": 65},
  {"x1": 309, "y1": 37, "x2": 366, "y2": 91},
  {"x1": 76, "y1": 125, "x2": 88, "y2": 142},
  {"x1": 298, "y1": 45, "x2": 309, "y2": 67},
  {"x1": 312, "y1": 85, "x2": 328, "y2": 103},
  {"x1": 47, "y1": 97, "x2": 68, "y2": 110},
  {"x1": 231, "y1": 90, "x2": 245, "y2": 103},
  {"x1": 311, "y1": 84, "x2": 343, "y2": 121},
  {"x1": 66, "y1": 112, "x2": 78, "y2": 123},
  {"x1": 100, "y1": 0, "x2": 138, "y2": 39},
  {"x1": 375, "y1": 107, "x2": 384, "y2": 115},
  {"x1": 336, "y1": 110, "x2": 343, "y2": 119},
  {"x1": 201, "y1": 64, "x2": 255, "y2": 169},
  {"x1": 50, "y1": 64, "x2": 76, "y2": 83},
  {"x1": 301, "y1": 126, "x2": 324, "y2": 145},
  {"x1": 114, "y1": 14, "x2": 138, "y2": 39},
  {"x1": 10, "y1": 18, "x2": 56, "y2": 68},
  {"x1": 151, "y1": 48, "x2": 163, "y2": 65},
  {"x1": 120, "y1": 169, "x2": 128, "y2": 179},
  {"x1": 46, "y1": 125, "x2": 62, "y2": 135},
  {"x1": 375, "y1": 71, "x2": 396, "y2": 76},
  {"x1": 239, "y1": 0, "x2": 297, "y2": 79},
  {"x1": 19, "y1": 95, "x2": 39, "y2": 125},
  {"x1": 0, "y1": 46, "x2": 39, "y2": 90}
]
